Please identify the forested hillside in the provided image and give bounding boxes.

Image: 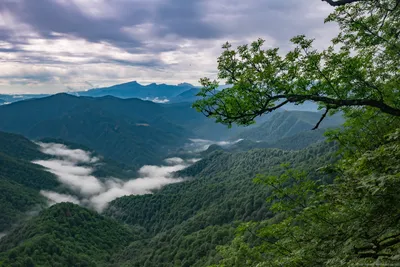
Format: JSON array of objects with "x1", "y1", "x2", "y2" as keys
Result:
[
  {"x1": 221, "y1": 128, "x2": 328, "y2": 152},
  {"x1": 0, "y1": 134, "x2": 337, "y2": 266},
  {"x1": 0, "y1": 131, "x2": 136, "y2": 234},
  {"x1": 0, "y1": 0, "x2": 399, "y2": 266},
  {"x1": 0, "y1": 94, "x2": 253, "y2": 167},
  {"x1": 0, "y1": 132, "x2": 58, "y2": 232},
  {"x1": 0, "y1": 94, "x2": 188, "y2": 167},
  {"x1": 0, "y1": 203, "x2": 141, "y2": 266},
  {"x1": 192, "y1": 0, "x2": 400, "y2": 265},
  {"x1": 236, "y1": 111, "x2": 343, "y2": 142},
  {"x1": 103, "y1": 142, "x2": 337, "y2": 266},
  {"x1": 75, "y1": 81, "x2": 194, "y2": 99},
  {"x1": 169, "y1": 88, "x2": 202, "y2": 103},
  {"x1": 0, "y1": 94, "x2": 330, "y2": 168}
]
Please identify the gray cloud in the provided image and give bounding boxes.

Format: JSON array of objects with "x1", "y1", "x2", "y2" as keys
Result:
[
  {"x1": 1, "y1": 0, "x2": 142, "y2": 45},
  {"x1": 34, "y1": 143, "x2": 192, "y2": 212},
  {"x1": 1, "y1": 0, "x2": 333, "y2": 48},
  {"x1": 153, "y1": 0, "x2": 221, "y2": 39},
  {"x1": 0, "y1": 0, "x2": 337, "y2": 93},
  {"x1": 1, "y1": 0, "x2": 221, "y2": 44}
]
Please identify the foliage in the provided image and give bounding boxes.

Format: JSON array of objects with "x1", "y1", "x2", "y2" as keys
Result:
[
  {"x1": 0, "y1": 180, "x2": 44, "y2": 233},
  {"x1": 0, "y1": 131, "x2": 44, "y2": 160},
  {"x1": 0, "y1": 132, "x2": 60, "y2": 232},
  {"x1": 39, "y1": 138, "x2": 136, "y2": 179},
  {"x1": 0, "y1": 93, "x2": 254, "y2": 168},
  {"x1": 193, "y1": 0, "x2": 400, "y2": 128},
  {"x1": 0, "y1": 203, "x2": 139, "y2": 267},
  {"x1": 1, "y1": 1, "x2": 399, "y2": 266},
  {"x1": 104, "y1": 142, "x2": 337, "y2": 266},
  {"x1": 214, "y1": 129, "x2": 400, "y2": 266},
  {"x1": 191, "y1": 1, "x2": 400, "y2": 266},
  {"x1": 236, "y1": 110, "x2": 342, "y2": 142}
]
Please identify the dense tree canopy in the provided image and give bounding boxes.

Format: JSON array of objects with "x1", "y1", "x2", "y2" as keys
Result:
[
  {"x1": 193, "y1": 0, "x2": 400, "y2": 266},
  {"x1": 0, "y1": 203, "x2": 138, "y2": 267},
  {"x1": 1, "y1": 1, "x2": 399, "y2": 266},
  {"x1": 193, "y1": 0, "x2": 400, "y2": 129}
]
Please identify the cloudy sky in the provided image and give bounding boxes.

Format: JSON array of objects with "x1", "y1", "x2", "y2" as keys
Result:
[{"x1": 0, "y1": 0, "x2": 337, "y2": 94}]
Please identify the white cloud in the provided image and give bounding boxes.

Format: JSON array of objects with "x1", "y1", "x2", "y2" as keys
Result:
[
  {"x1": 33, "y1": 159, "x2": 105, "y2": 196},
  {"x1": 34, "y1": 143, "x2": 195, "y2": 212},
  {"x1": 40, "y1": 190, "x2": 81, "y2": 205},
  {"x1": 186, "y1": 138, "x2": 243, "y2": 152},
  {"x1": 138, "y1": 163, "x2": 187, "y2": 178},
  {"x1": 187, "y1": 158, "x2": 201, "y2": 164},
  {"x1": 89, "y1": 176, "x2": 184, "y2": 211},
  {"x1": 164, "y1": 157, "x2": 185, "y2": 165},
  {"x1": 143, "y1": 97, "x2": 170, "y2": 103},
  {"x1": 37, "y1": 142, "x2": 99, "y2": 163}
]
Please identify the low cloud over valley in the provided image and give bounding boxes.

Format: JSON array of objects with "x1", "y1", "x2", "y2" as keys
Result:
[{"x1": 34, "y1": 143, "x2": 191, "y2": 212}]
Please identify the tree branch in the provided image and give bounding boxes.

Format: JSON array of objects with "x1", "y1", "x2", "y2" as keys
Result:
[
  {"x1": 201, "y1": 93, "x2": 400, "y2": 126},
  {"x1": 312, "y1": 108, "x2": 330, "y2": 130},
  {"x1": 323, "y1": 0, "x2": 362, "y2": 6},
  {"x1": 282, "y1": 94, "x2": 400, "y2": 117}
]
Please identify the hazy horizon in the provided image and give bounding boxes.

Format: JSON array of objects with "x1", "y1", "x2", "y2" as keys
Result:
[{"x1": 0, "y1": 0, "x2": 337, "y2": 94}]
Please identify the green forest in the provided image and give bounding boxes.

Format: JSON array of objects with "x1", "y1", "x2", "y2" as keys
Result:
[
  {"x1": 191, "y1": 0, "x2": 400, "y2": 265},
  {"x1": 0, "y1": 0, "x2": 399, "y2": 266}
]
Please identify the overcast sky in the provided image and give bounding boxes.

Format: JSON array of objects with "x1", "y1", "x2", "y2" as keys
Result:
[{"x1": 0, "y1": 0, "x2": 337, "y2": 94}]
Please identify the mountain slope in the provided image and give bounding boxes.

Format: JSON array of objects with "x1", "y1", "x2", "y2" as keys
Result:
[
  {"x1": 76, "y1": 81, "x2": 194, "y2": 99},
  {"x1": 0, "y1": 131, "x2": 137, "y2": 232},
  {"x1": 0, "y1": 131, "x2": 44, "y2": 160},
  {"x1": 38, "y1": 138, "x2": 136, "y2": 179},
  {"x1": 0, "y1": 203, "x2": 140, "y2": 267},
  {"x1": 0, "y1": 94, "x2": 266, "y2": 166},
  {"x1": 169, "y1": 88, "x2": 201, "y2": 103},
  {"x1": 0, "y1": 94, "x2": 190, "y2": 167},
  {"x1": 105, "y1": 142, "x2": 337, "y2": 267},
  {"x1": 0, "y1": 122, "x2": 337, "y2": 266},
  {"x1": 227, "y1": 129, "x2": 327, "y2": 152},
  {"x1": 237, "y1": 110, "x2": 343, "y2": 142},
  {"x1": 0, "y1": 132, "x2": 59, "y2": 232},
  {"x1": 0, "y1": 94, "x2": 49, "y2": 105}
]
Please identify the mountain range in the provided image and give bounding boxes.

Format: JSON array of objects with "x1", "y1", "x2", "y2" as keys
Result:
[
  {"x1": 236, "y1": 110, "x2": 343, "y2": 142},
  {"x1": 0, "y1": 82, "x2": 199, "y2": 105},
  {"x1": 0, "y1": 93, "x2": 202, "y2": 167},
  {"x1": 0, "y1": 81, "x2": 318, "y2": 112},
  {"x1": 0, "y1": 128, "x2": 336, "y2": 266},
  {"x1": 74, "y1": 81, "x2": 195, "y2": 100},
  {"x1": 0, "y1": 94, "x2": 334, "y2": 169},
  {"x1": 0, "y1": 91, "x2": 344, "y2": 266}
]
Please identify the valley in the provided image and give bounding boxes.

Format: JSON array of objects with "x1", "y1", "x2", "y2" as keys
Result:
[
  {"x1": 1, "y1": 1, "x2": 399, "y2": 265},
  {"x1": 0, "y1": 93, "x2": 341, "y2": 266}
]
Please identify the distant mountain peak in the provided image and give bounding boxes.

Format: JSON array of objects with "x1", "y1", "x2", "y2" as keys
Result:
[
  {"x1": 125, "y1": 81, "x2": 140, "y2": 86},
  {"x1": 50, "y1": 92, "x2": 78, "y2": 99},
  {"x1": 178, "y1": 83, "x2": 195, "y2": 87}
]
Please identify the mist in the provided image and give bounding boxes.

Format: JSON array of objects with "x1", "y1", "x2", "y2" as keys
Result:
[
  {"x1": 185, "y1": 138, "x2": 244, "y2": 152},
  {"x1": 34, "y1": 143, "x2": 192, "y2": 212},
  {"x1": 143, "y1": 97, "x2": 170, "y2": 104}
]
